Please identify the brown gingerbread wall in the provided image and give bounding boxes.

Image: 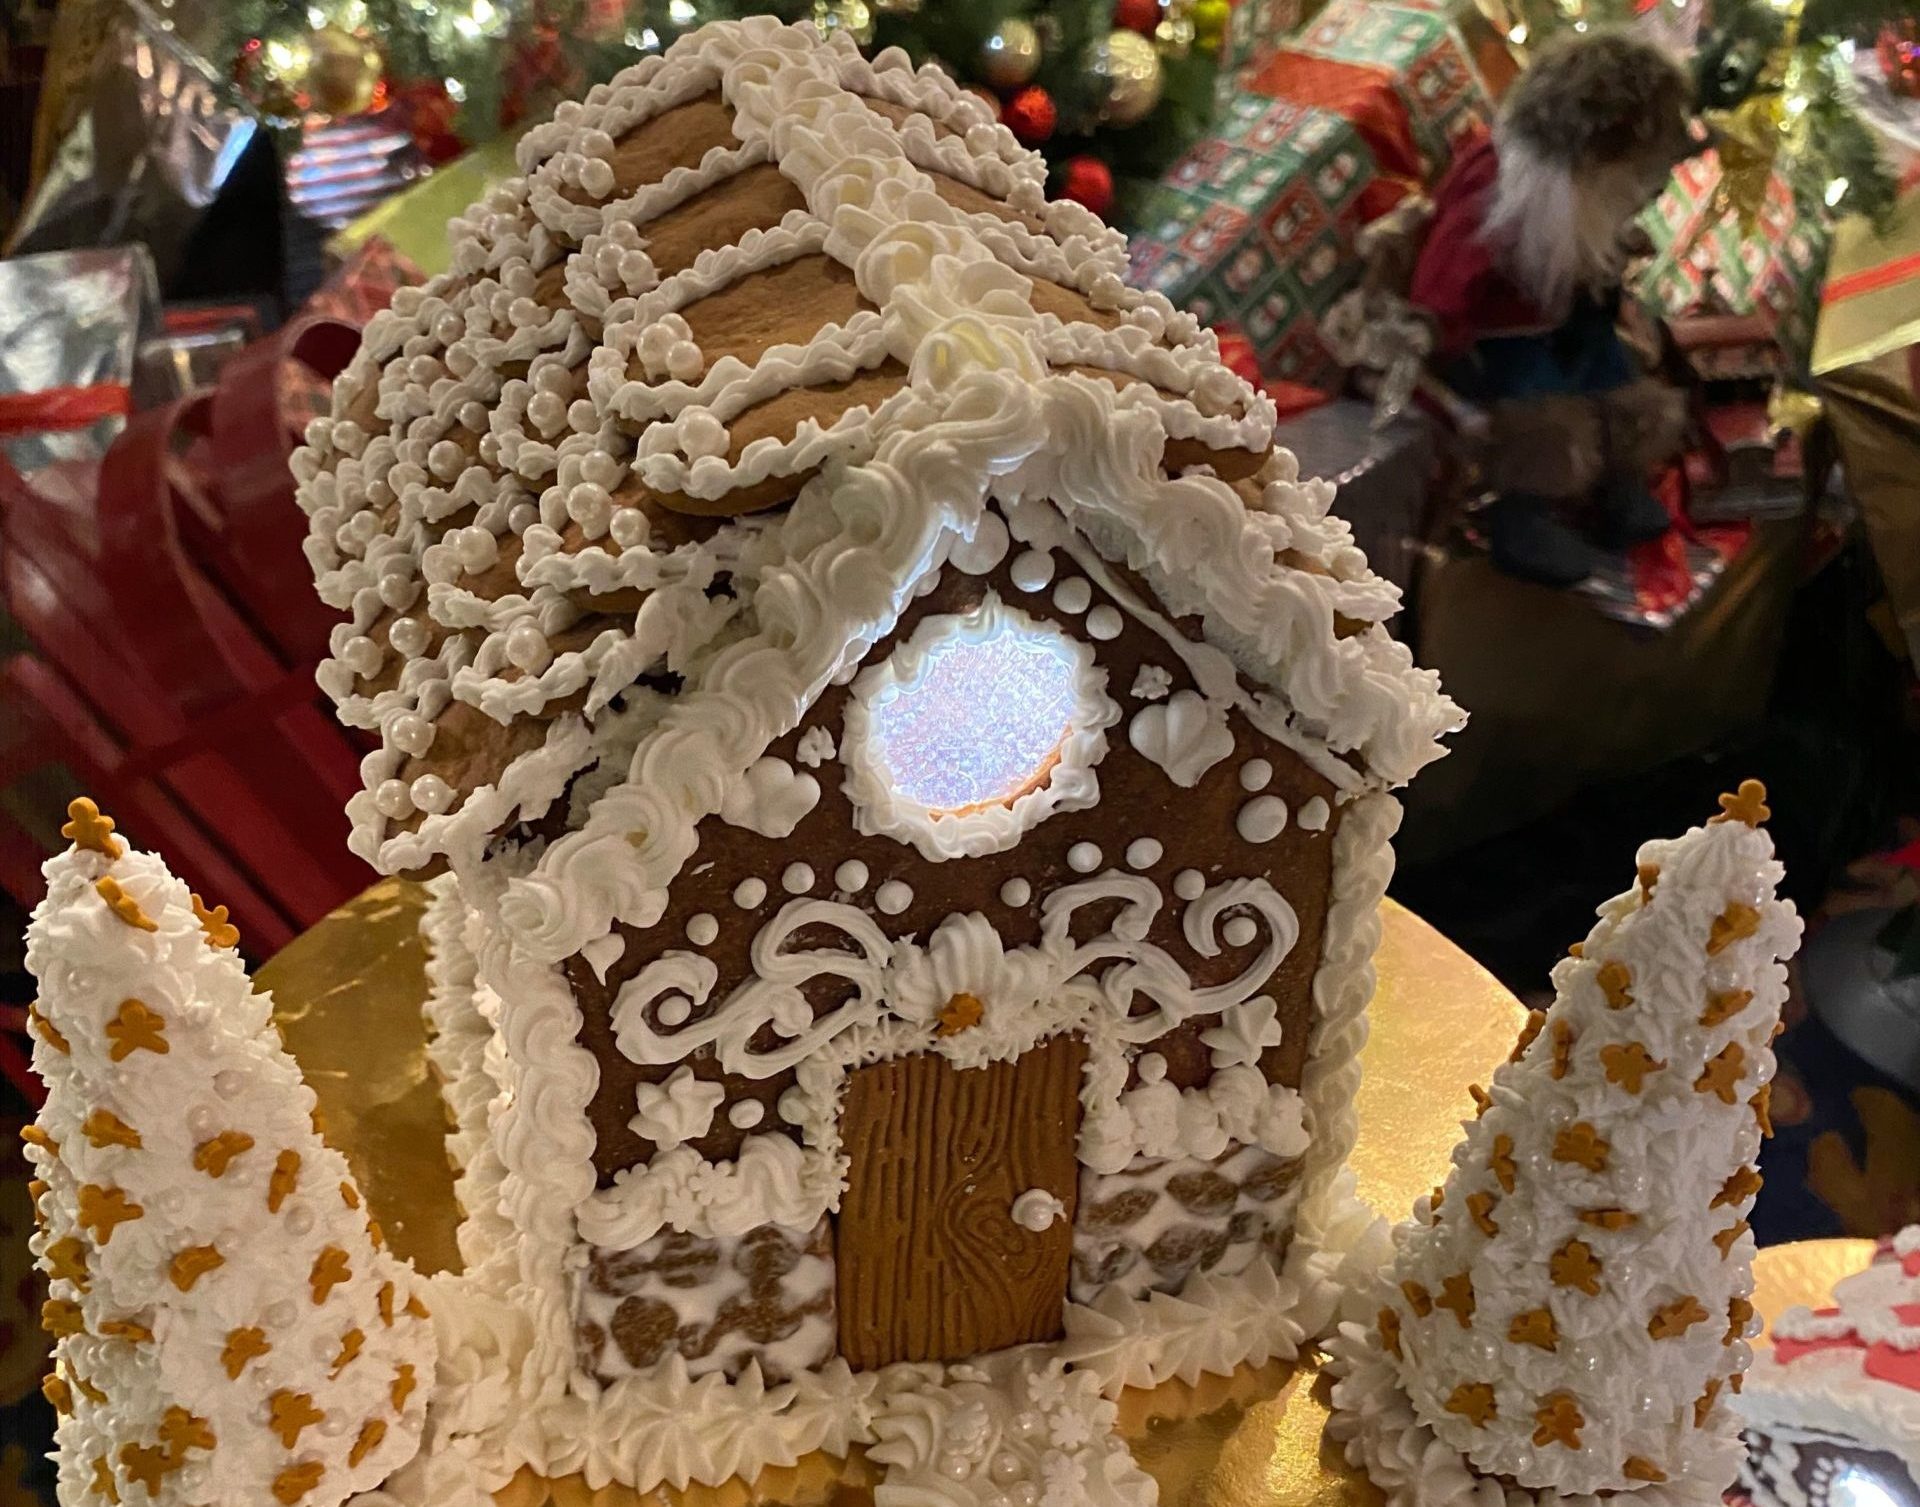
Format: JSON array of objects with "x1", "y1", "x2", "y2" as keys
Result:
[{"x1": 562, "y1": 502, "x2": 1342, "y2": 1186}]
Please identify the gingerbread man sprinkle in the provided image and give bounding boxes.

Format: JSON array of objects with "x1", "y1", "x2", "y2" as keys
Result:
[
  {"x1": 61, "y1": 798, "x2": 123, "y2": 858},
  {"x1": 1710, "y1": 779, "x2": 1770, "y2": 828},
  {"x1": 94, "y1": 878, "x2": 157, "y2": 932}
]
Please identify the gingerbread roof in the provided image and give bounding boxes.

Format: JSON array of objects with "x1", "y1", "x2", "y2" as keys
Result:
[{"x1": 293, "y1": 18, "x2": 1462, "y2": 962}]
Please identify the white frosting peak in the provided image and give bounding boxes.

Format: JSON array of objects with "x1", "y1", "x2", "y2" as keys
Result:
[{"x1": 25, "y1": 826, "x2": 433, "y2": 1507}]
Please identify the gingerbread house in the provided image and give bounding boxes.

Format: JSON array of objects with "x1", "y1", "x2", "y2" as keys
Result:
[{"x1": 293, "y1": 17, "x2": 1463, "y2": 1495}]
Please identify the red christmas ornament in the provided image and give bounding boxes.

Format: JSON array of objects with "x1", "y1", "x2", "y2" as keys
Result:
[
  {"x1": 391, "y1": 78, "x2": 464, "y2": 163},
  {"x1": 964, "y1": 84, "x2": 1003, "y2": 121},
  {"x1": 1880, "y1": 19, "x2": 1920, "y2": 98},
  {"x1": 1211, "y1": 326, "x2": 1261, "y2": 385},
  {"x1": 1058, "y1": 155, "x2": 1114, "y2": 218},
  {"x1": 1114, "y1": 0, "x2": 1162, "y2": 34},
  {"x1": 1004, "y1": 85, "x2": 1057, "y2": 146}
]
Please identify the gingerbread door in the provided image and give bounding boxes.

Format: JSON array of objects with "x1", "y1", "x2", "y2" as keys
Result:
[{"x1": 835, "y1": 1033, "x2": 1086, "y2": 1368}]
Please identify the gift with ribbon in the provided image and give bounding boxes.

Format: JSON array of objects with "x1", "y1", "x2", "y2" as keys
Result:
[
  {"x1": 0, "y1": 246, "x2": 157, "y2": 485},
  {"x1": 1244, "y1": 0, "x2": 1500, "y2": 187},
  {"x1": 1127, "y1": 92, "x2": 1413, "y2": 388},
  {"x1": 1638, "y1": 149, "x2": 1832, "y2": 379}
]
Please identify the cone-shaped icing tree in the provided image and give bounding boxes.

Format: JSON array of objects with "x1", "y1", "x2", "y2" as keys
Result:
[
  {"x1": 22, "y1": 801, "x2": 434, "y2": 1507},
  {"x1": 1330, "y1": 782, "x2": 1801, "y2": 1504}
]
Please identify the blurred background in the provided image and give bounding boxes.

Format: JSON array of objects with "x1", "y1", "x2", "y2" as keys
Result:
[{"x1": 1, "y1": 0, "x2": 1918, "y2": 1497}]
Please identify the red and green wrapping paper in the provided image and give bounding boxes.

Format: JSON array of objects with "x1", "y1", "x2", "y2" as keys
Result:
[
  {"x1": 1126, "y1": 0, "x2": 1495, "y2": 386},
  {"x1": 1637, "y1": 150, "x2": 1831, "y2": 376},
  {"x1": 1248, "y1": 0, "x2": 1498, "y2": 184},
  {"x1": 1127, "y1": 93, "x2": 1400, "y2": 387}
]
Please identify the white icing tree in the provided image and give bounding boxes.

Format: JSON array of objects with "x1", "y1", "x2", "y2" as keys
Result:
[
  {"x1": 23, "y1": 801, "x2": 434, "y2": 1507},
  {"x1": 1334, "y1": 782, "x2": 1801, "y2": 1502}
]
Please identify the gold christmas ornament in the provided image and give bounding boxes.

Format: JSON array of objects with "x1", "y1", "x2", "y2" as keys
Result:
[
  {"x1": 979, "y1": 19, "x2": 1043, "y2": 90},
  {"x1": 1192, "y1": 0, "x2": 1231, "y2": 51},
  {"x1": 812, "y1": 0, "x2": 875, "y2": 46},
  {"x1": 305, "y1": 23, "x2": 382, "y2": 118},
  {"x1": 245, "y1": 24, "x2": 315, "y2": 119},
  {"x1": 1102, "y1": 27, "x2": 1163, "y2": 125}
]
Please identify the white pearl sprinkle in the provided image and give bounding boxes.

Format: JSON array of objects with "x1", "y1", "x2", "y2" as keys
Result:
[
  {"x1": 685, "y1": 913, "x2": 719, "y2": 946},
  {"x1": 504, "y1": 619, "x2": 553, "y2": 674},
  {"x1": 1239, "y1": 759, "x2": 1273, "y2": 792},
  {"x1": 733, "y1": 878, "x2": 767, "y2": 909},
  {"x1": 410, "y1": 773, "x2": 456, "y2": 815},
  {"x1": 428, "y1": 439, "x2": 465, "y2": 480},
  {"x1": 1223, "y1": 915, "x2": 1259, "y2": 948},
  {"x1": 1000, "y1": 877, "x2": 1032, "y2": 907},
  {"x1": 782, "y1": 863, "x2": 814, "y2": 895},
  {"x1": 1174, "y1": 869, "x2": 1206, "y2": 901},
  {"x1": 1067, "y1": 841, "x2": 1102, "y2": 873},
  {"x1": 1237, "y1": 795, "x2": 1288, "y2": 844},
  {"x1": 657, "y1": 997, "x2": 690, "y2": 1028},
  {"x1": 373, "y1": 778, "x2": 414, "y2": 819},
  {"x1": 876, "y1": 880, "x2": 913, "y2": 915},
  {"x1": 1086, "y1": 604, "x2": 1123, "y2": 640},
  {"x1": 1009, "y1": 549, "x2": 1054, "y2": 592},
  {"x1": 388, "y1": 616, "x2": 430, "y2": 658},
  {"x1": 389, "y1": 713, "x2": 435, "y2": 757},
  {"x1": 340, "y1": 634, "x2": 383, "y2": 677},
  {"x1": 728, "y1": 1100, "x2": 764, "y2": 1130},
  {"x1": 1299, "y1": 795, "x2": 1331, "y2": 832},
  {"x1": 1137, "y1": 1052, "x2": 1168, "y2": 1084},
  {"x1": 835, "y1": 860, "x2": 869, "y2": 893},
  {"x1": 1125, "y1": 838, "x2": 1163, "y2": 870},
  {"x1": 1052, "y1": 577, "x2": 1092, "y2": 615}
]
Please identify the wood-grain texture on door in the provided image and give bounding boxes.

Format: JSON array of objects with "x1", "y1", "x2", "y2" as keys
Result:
[{"x1": 836, "y1": 1034, "x2": 1086, "y2": 1368}]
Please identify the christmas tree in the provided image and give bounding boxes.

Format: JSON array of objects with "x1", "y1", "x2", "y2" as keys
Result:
[
  {"x1": 153, "y1": 0, "x2": 1225, "y2": 217},
  {"x1": 1329, "y1": 782, "x2": 1803, "y2": 1502},
  {"x1": 23, "y1": 800, "x2": 434, "y2": 1507}
]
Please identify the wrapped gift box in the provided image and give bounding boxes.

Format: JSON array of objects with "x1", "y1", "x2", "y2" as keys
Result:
[
  {"x1": 1218, "y1": 0, "x2": 1323, "y2": 107},
  {"x1": 0, "y1": 246, "x2": 159, "y2": 484},
  {"x1": 1126, "y1": 93, "x2": 1397, "y2": 386},
  {"x1": 1637, "y1": 150, "x2": 1831, "y2": 377},
  {"x1": 1247, "y1": 0, "x2": 1496, "y2": 184}
]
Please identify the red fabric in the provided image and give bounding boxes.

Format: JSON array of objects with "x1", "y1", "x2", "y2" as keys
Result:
[
  {"x1": 1409, "y1": 133, "x2": 1555, "y2": 356},
  {"x1": 1247, "y1": 51, "x2": 1426, "y2": 183},
  {"x1": 1628, "y1": 464, "x2": 1752, "y2": 612},
  {"x1": 0, "y1": 382, "x2": 132, "y2": 433},
  {"x1": 1268, "y1": 379, "x2": 1332, "y2": 416}
]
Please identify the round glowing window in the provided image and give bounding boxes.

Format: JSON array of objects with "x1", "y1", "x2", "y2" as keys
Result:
[{"x1": 842, "y1": 595, "x2": 1119, "y2": 860}]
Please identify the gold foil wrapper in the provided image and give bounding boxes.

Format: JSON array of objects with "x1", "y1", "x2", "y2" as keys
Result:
[{"x1": 258, "y1": 886, "x2": 1843, "y2": 1507}]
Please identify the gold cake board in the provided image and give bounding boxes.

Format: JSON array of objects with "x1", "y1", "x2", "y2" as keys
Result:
[{"x1": 259, "y1": 884, "x2": 1864, "y2": 1507}]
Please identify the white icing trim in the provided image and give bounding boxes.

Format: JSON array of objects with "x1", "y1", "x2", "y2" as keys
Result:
[{"x1": 1060, "y1": 1243, "x2": 1336, "y2": 1398}]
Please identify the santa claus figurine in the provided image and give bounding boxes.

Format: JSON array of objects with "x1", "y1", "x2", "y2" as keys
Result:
[{"x1": 1412, "y1": 31, "x2": 1702, "y2": 585}]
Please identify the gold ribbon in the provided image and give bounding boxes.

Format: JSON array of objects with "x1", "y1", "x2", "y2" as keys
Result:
[{"x1": 1701, "y1": 0, "x2": 1804, "y2": 235}]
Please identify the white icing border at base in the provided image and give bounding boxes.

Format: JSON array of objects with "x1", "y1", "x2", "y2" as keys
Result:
[
  {"x1": 1059, "y1": 1238, "x2": 1337, "y2": 1398},
  {"x1": 1324, "y1": 1319, "x2": 1743, "y2": 1507}
]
